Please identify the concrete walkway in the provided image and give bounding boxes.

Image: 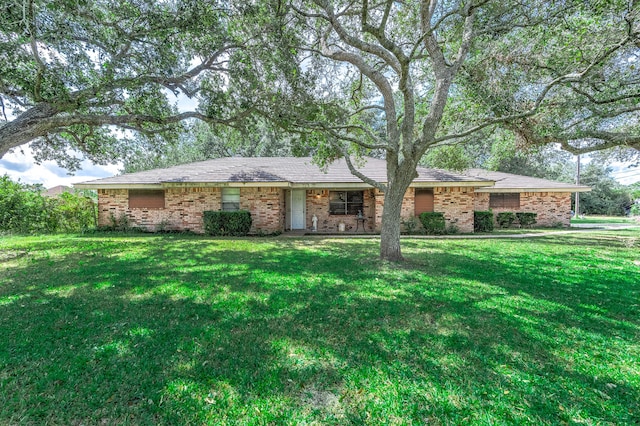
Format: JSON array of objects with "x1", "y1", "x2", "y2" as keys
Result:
[{"x1": 281, "y1": 223, "x2": 640, "y2": 239}]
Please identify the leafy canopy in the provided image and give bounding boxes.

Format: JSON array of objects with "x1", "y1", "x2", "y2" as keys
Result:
[{"x1": 0, "y1": 0, "x2": 303, "y2": 169}]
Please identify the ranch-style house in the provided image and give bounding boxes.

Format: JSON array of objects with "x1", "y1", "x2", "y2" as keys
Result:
[{"x1": 75, "y1": 157, "x2": 591, "y2": 233}]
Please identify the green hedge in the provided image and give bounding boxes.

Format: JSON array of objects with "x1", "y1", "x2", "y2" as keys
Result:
[
  {"x1": 0, "y1": 175, "x2": 97, "y2": 234},
  {"x1": 516, "y1": 212, "x2": 537, "y2": 227},
  {"x1": 474, "y1": 210, "x2": 494, "y2": 232},
  {"x1": 419, "y1": 212, "x2": 446, "y2": 235},
  {"x1": 203, "y1": 210, "x2": 252, "y2": 236},
  {"x1": 496, "y1": 212, "x2": 516, "y2": 228}
]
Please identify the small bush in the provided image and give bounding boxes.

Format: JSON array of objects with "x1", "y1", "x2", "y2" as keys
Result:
[
  {"x1": 402, "y1": 216, "x2": 421, "y2": 235},
  {"x1": 446, "y1": 224, "x2": 459, "y2": 235},
  {"x1": 155, "y1": 219, "x2": 171, "y2": 232},
  {"x1": 419, "y1": 212, "x2": 446, "y2": 235},
  {"x1": 516, "y1": 212, "x2": 538, "y2": 227},
  {"x1": 496, "y1": 212, "x2": 516, "y2": 228},
  {"x1": 109, "y1": 212, "x2": 131, "y2": 231},
  {"x1": 204, "y1": 210, "x2": 252, "y2": 236},
  {"x1": 474, "y1": 210, "x2": 494, "y2": 232}
]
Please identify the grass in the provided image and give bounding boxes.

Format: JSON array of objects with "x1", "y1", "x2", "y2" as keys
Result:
[
  {"x1": 1, "y1": 231, "x2": 639, "y2": 425},
  {"x1": 571, "y1": 215, "x2": 638, "y2": 224}
]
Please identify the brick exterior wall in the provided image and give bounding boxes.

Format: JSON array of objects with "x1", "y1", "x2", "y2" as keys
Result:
[
  {"x1": 372, "y1": 187, "x2": 475, "y2": 233},
  {"x1": 474, "y1": 192, "x2": 572, "y2": 227},
  {"x1": 97, "y1": 185, "x2": 571, "y2": 234},
  {"x1": 373, "y1": 188, "x2": 416, "y2": 231},
  {"x1": 98, "y1": 187, "x2": 284, "y2": 233},
  {"x1": 433, "y1": 187, "x2": 475, "y2": 233},
  {"x1": 240, "y1": 187, "x2": 285, "y2": 233},
  {"x1": 305, "y1": 189, "x2": 376, "y2": 232}
]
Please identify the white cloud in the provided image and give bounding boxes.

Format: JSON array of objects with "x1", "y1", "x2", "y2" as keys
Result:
[{"x1": 0, "y1": 146, "x2": 120, "y2": 189}]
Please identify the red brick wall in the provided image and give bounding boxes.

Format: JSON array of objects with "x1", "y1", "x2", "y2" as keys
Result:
[
  {"x1": 474, "y1": 192, "x2": 572, "y2": 227},
  {"x1": 372, "y1": 187, "x2": 475, "y2": 233},
  {"x1": 305, "y1": 189, "x2": 376, "y2": 232},
  {"x1": 240, "y1": 187, "x2": 284, "y2": 233},
  {"x1": 98, "y1": 186, "x2": 572, "y2": 234},
  {"x1": 433, "y1": 187, "x2": 475, "y2": 233},
  {"x1": 97, "y1": 187, "x2": 284, "y2": 233}
]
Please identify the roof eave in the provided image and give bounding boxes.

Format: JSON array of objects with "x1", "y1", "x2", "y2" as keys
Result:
[
  {"x1": 73, "y1": 183, "x2": 164, "y2": 190},
  {"x1": 410, "y1": 181, "x2": 494, "y2": 188},
  {"x1": 475, "y1": 187, "x2": 592, "y2": 193},
  {"x1": 161, "y1": 181, "x2": 291, "y2": 188}
]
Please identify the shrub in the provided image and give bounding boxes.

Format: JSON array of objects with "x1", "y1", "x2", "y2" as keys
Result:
[
  {"x1": 419, "y1": 212, "x2": 446, "y2": 235},
  {"x1": 446, "y1": 224, "x2": 460, "y2": 234},
  {"x1": 516, "y1": 212, "x2": 538, "y2": 227},
  {"x1": 474, "y1": 210, "x2": 494, "y2": 232},
  {"x1": 496, "y1": 212, "x2": 516, "y2": 228},
  {"x1": 0, "y1": 175, "x2": 96, "y2": 234},
  {"x1": 56, "y1": 192, "x2": 97, "y2": 232},
  {"x1": 109, "y1": 212, "x2": 131, "y2": 231},
  {"x1": 204, "y1": 210, "x2": 252, "y2": 236},
  {"x1": 402, "y1": 216, "x2": 421, "y2": 235}
]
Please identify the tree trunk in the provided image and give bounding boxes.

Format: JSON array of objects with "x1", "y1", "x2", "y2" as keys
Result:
[
  {"x1": 379, "y1": 189, "x2": 404, "y2": 261},
  {"x1": 379, "y1": 170, "x2": 414, "y2": 261}
]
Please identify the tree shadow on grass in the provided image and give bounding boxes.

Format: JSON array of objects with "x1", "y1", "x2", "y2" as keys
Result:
[{"x1": 0, "y1": 234, "x2": 638, "y2": 424}]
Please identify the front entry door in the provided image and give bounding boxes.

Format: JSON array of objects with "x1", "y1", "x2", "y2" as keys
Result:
[{"x1": 291, "y1": 190, "x2": 306, "y2": 230}]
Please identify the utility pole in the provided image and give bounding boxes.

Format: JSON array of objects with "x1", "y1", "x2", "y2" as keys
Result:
[{"x1": 574, "y1": 152, "x2": 581, "y2": 217}]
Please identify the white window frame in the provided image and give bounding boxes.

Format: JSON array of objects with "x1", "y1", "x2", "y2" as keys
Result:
[{"x1": 222, "y1": 187, "x2": 240, "y2": 211}]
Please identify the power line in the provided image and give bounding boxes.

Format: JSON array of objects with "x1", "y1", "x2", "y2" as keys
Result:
[
  {"x1": 612, "y1": 170, "x2": 640, "y2": 177},
  {"x1": 612, "y1": 173, "x2": 640, "y2": 180}
]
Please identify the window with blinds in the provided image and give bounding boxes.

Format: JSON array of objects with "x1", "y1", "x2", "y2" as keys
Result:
[
  {"x1": 222, "y1": 188, "x2": 240, "y2": 211},
  {"x1": 489, "y1": 193, "x2": 520, "y2": 209},
  {"x1": 128, "y1": 189, "x2": 165, "y2": 209},
  {"x1": 414, "y1": 189, "x2": 434, "y2": 215}
]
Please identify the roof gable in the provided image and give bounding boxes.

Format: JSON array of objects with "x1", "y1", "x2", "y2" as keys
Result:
[{"x1": 464, "y1": 169, "x2": 591, "y2": 192}]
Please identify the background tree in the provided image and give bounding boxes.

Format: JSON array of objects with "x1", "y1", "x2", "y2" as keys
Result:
[
  {"x1": 420, "y1": 129, "x2": 574, "y2": 182},
  {"x1": 575, "y1": 164, "x2": 634, "y2": 216},
  {"x1": 281, "y1": 0, "x2": 639, "y2": 260},
  {"x1": 122, "y1": 120, "x2": 298, "y2": 173}
]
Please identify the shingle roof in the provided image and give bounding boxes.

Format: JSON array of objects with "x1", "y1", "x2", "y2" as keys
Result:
[
  {"x1": 464, "y1": 169, "x2": 591, "y2": 192},
  {"x1": 43, "y1": 185, "x2": 72, "y2": 197},
  {"x1": 74, "y1": 157, "x2": 492, "y2": 188}
]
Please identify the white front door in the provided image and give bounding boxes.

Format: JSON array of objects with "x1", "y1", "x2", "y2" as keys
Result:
[{"x1": 291, "y1": 190, "x2": 306, "y2": 230}]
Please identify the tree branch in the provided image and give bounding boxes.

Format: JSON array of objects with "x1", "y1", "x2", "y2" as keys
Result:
[
  {"x1": 434, "y1": 35, "x2": 636, "y2": 145},
  {"x1": 309, "y1": 0, "x2": 402, "y2": 73},
  {"x1": 339, "y1": 149, "x2": 387, "y2": 191},
  {"x1": 318, "y1": 33, "x2": 400, "y2": 153}
]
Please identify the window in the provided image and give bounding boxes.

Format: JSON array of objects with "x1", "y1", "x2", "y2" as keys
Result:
[
  {"x1": 329, "y1": 191, "x2": 364, "y2": 215},
  {"x1": 489, "y1": 193, "x2": 520, "y2": 209},
  {"x1": 222, "y1": 188, "x2": 240, "y2": 211},
  {"x1": 128, "y1": 189, "x2": 165, "y2": 209},
  {"x1": 415, "y1": 189, "x2": 434, "y2": 215}
]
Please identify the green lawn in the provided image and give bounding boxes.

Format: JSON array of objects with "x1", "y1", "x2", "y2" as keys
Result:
[
  {"x1": 1, "y1": 232, "x2": 639, "y2": 425},
  {"x1": 571, "y1": 215, "x2": 638, "y2": 224}
]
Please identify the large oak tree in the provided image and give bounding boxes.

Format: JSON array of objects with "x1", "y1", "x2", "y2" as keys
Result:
[
  {"x1": 1, "y1": 0, "x2": 639, "y2": 261},
  {"x1": 281, "y1": 0, "x2": 639, "y2": 260}
]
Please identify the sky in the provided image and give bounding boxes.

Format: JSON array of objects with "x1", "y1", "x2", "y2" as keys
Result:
[{"x1": 0, "y1": 146, "x2": 120, "y2": 189}]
